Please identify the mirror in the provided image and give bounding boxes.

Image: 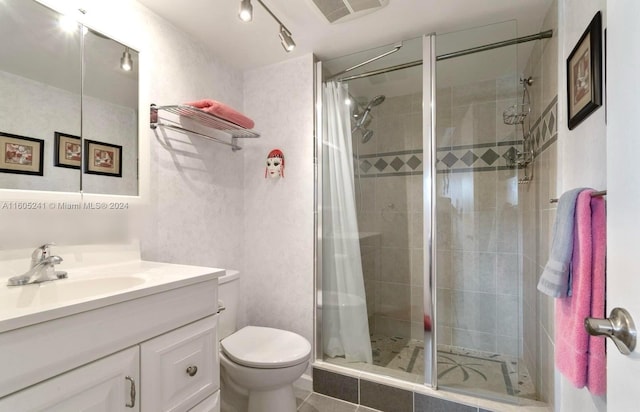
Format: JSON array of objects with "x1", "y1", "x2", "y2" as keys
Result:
[
  {"x1": 82, "y1": 28, "x2": 138, "y2": 195},
  {"x1": 0, "y1": 0, "x2": 139, "y2": 196}
]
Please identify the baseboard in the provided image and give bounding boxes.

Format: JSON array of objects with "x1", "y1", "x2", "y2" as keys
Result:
[{"x1": 294, "y1": 373, "x2": 313, "y2": 393}]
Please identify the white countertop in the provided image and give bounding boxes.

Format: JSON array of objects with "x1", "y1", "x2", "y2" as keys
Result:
[{"x1": 0, "y1": 243, "x2": 224, "y2": 333}]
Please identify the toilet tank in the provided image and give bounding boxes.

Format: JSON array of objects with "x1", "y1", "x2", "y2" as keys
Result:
[{"x1": 218, "y1": 270, "x2": 240, "y2": 340}]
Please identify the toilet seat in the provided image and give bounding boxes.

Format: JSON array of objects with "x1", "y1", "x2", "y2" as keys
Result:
[{"x1": 221, "y1": 326, "x2": 311, "y2": 369}]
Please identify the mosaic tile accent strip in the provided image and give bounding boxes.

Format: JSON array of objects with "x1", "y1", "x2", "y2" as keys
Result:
[
  {"x1": 356, "y1": 150, "x2": 423, "y2": 177},
  {"x1": 435, "y1": 141, "x2": 521, "y2": 173},
  {"x1": 531, "y1": 96, "x2": 558, "y2": 157},
  {"x1": 353, "y1": 96, "x2": 557, "y2": 177}
]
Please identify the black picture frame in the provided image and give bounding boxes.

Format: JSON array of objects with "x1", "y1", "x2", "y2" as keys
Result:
[
  {"x1": 0, "y1": 131, "x2": 44, "y2": 176},
  {"x1": 54, "y1": 132, "x2": 82, "y2": 169},
  {"x1": 567, "y1": 11, "x2": 602, "y2": 130},
  {"x1": 84, "y1": 139, "x2": 122, "y2": 177}
]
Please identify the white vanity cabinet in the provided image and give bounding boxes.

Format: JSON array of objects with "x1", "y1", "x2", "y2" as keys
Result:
[
  {"x1": 0, "y1": 263, "x2": 224, "y2": 412},
  {"x1": 0, "y1": 315, "x2": 220, "y2": 412},
  {"x1": 0, "y1": 346, "x2": 140, "y2": 411}
]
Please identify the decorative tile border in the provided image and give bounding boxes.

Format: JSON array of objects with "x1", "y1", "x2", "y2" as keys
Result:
[
  {"x1": 352, "y1": 95, "x2": 557, "y2": 178},
  {"x1": 435, "y1": 141, "x2": 522, "y2": 173},
  {"x1": 356, "y1": 150, "x2": 423, "y2": 177},
  {"x1": 530, "y1": 95, "x2": 558, "y2": 157}
]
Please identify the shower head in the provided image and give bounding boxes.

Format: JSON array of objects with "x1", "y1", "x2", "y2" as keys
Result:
[
  {"x1": 356, "y1": 95, "x2": 386, "y2": 127},
  {"x1": 366, "y1": 95, "x2": 385, "y2": 109}
]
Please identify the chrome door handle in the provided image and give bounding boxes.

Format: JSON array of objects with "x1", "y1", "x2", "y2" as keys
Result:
[{"x1": 585, "y1": 307, "x2": 637, "y2": 355}]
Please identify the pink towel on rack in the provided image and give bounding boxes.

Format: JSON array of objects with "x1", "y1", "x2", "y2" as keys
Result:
[
  {"x1": 184, "y1": 99, "x2": 255, "y2": 129},
  {"x1": 587, "y1": 195, "x2": 606, "y2": 395},
  {"x1": 554, "y1": 189, "x2": 607, "y2": 395}
]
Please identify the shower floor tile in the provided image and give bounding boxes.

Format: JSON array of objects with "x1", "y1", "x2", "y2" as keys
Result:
[
  {"x1": 437, "y1": 345, "x2": 537, "y2": 400},
  {"x1": 324, "y1": 337, "x2": 537, "y2": 400}
]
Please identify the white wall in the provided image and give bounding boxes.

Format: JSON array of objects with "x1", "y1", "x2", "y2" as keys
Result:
[
  {"x1": 556, "y1": 0, "x2": 606, "y2": 410},
  {"x1": 241, "y1": 55, "x2": 315, "y2": 345}
]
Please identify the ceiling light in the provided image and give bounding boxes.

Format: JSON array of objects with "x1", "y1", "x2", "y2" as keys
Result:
[
  {"x1": 278, "y1": 25, "x2": 295, "y2": 52},
  {"x1": 238, "y1": 0, "x2": 253, "y2": 22},
  {"x1": 120, "y1": 48, "x2": 133, "y2": 71},
  {"x1": 242, "y1": 0, "x2": 296, "y2": 53},
  {"x1": 58, "y1": 14, "x2": 78, "y2": 33}
]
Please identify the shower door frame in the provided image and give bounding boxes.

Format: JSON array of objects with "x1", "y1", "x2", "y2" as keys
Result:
[
  {"x1": 313, "y1": 34, "x2": 440, "y2": 388},
  {"x1": 422, "y1": 33, "x2": 437, "y2": 388}
]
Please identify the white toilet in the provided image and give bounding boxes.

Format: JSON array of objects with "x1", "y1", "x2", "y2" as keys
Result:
[{"x1": 218, "y1": 270, "x2": 311, "y2": 412}]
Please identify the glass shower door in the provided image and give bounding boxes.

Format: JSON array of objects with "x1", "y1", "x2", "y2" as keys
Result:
[
  {"x1": 433, "y1": 21, "x2": 530, "y2": 402},
  {"x1": 319, "y1": 37, "x2": 426, "y2": 383}
]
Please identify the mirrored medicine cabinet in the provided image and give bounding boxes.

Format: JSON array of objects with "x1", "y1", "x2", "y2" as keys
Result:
[{"x1": 0, "y1": 0, "x2": 139, "y2": 196}]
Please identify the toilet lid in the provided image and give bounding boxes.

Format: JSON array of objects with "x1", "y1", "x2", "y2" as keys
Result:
[{"x1": 221, "y1": 326, "x2": 311, "y2": 369}]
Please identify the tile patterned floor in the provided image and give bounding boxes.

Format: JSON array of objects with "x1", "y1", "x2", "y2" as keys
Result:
[{"x1": 324, "y1": 336, "x2": 537, "y2": 401}]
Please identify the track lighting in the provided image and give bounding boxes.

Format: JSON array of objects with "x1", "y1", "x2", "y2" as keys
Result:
[
  {"x1": 120, "y1": 47, "x2": 133, "y2": 71},
  {"x1": 278, "y1": 25, "x2": 295, "y2": 52},
  {"x1": 238, "y1": 0, "x2": 253, "y2": 22},
  {"x1": 239, "y1": 0, "x2": 296, "y2": 53}
]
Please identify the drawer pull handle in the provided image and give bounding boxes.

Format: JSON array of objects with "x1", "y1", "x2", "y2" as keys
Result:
[
  {"x1": 186, "y1": 365, "x2": 198, "y2": 377},
  {"x1": 125, "y1": 376, "x2": 136, "y2": 408}
]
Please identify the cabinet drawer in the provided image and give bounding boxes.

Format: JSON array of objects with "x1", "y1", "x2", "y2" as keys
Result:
[
  {"x1": 141, "y1": 315, "x2": 219, "y2": 412},
  {"x1": 189, "y1": 391, "x2": 220, "y2": 412}
]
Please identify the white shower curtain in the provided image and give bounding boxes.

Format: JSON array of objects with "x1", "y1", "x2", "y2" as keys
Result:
[{"x1": 322, "y1": 81, "x2": 372, "y2": 364}]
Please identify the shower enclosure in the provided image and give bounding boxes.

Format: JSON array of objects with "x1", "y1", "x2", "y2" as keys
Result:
[{"x1": 316, "y1": 21, "x2": 551, "y2": 404}]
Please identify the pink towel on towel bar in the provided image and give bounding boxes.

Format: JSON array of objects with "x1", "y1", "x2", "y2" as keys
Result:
[
  {"x1": 184, "y1": 99, "x2": 255, "y2": 129},
  {"x1": 554, "y1": 189, "x2": 607, "y2": 395},
  {"x1": 587, "y1": 195, "x2": 606, "y2": 395}
]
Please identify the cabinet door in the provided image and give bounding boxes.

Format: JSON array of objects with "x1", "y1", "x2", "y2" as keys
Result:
[
  {"x1": 141, "y1": 315, "x2": 218, "y2": 412},
  {"x1": 0, "y1": 346, "x2": 139, "y2": 411},
  {"x1": 188, "y1": 391, "x2": 220, "y2": 412}
]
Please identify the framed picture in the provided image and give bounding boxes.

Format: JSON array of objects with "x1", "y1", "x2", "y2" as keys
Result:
[
  {"x1": 567, "y1": 11, "x2": 602, "y2": 130},
  {"x1": 84, "y1": 139, "x2": 122, "y2": 177},
  {"x1": 0, "y1": 132, "x2": 44, "y2": 176},
  {"x1": 54, "y1": 132, "x2": 81, "y2": 169}
]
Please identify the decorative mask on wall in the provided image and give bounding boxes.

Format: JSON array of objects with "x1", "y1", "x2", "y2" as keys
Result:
[{"x1": 265, "y1": 149, "x2": 284, "y2": 179}]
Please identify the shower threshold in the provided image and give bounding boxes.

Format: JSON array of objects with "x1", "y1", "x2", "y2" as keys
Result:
[{"x1": 323, "y1": 337, "x2": 537, "y2": 400}]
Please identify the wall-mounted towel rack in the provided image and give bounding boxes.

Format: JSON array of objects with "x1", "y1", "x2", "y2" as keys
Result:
[
  {"x1": 550, "y1": 190, "x2": 607, "y2": 203},
  {"x1": 150, "y1": 104, "x2": 260, "y2": 151}
]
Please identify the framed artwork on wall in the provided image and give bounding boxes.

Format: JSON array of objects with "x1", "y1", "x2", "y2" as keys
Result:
[
  {"x1": 0, "y1": 131, "x2": 44, "y2": 176},
  {"x1": 54, "y1": 132, "x2": 81, "y2": 169},
  {"x1": 567, "y1": 11, "x2": 602, "y2": 130},
  {"x1": 84, "y1": 139, "x2": 122, "y2": 177}
]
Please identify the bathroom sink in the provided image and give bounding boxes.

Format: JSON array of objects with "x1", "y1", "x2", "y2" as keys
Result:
[
  {"x1": 0, "y1": 259, "x2": 224, "y2": 333},
  {"x1": 3, "y1": 276, "x2": 146, "y2": 310}
]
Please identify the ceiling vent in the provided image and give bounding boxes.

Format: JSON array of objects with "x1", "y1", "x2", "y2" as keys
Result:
[{"x1": 309, "y1": 0, "x2": 390, "y2": 24}]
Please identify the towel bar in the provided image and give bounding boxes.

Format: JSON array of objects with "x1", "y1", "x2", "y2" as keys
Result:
[
  {"x1": 150, "y1": 104, "x2": 260, "y2": 152},
  {"x1": 550, "y1": 190, "x2": 606, "y2": 203}
]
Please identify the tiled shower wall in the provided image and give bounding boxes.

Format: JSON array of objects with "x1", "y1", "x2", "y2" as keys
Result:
[
  {"x1": 353, "y1": 81, "x2": 524, "y2": 353},
  {"x1": 353, "y1": 92, "x2": 424, "y2": 340},
  {"x1": 435, "y1": 75, "x2": 522, "y2": 356},
  {"x1": 520, "y1": 0, "x2": 558, "y2": 404}
]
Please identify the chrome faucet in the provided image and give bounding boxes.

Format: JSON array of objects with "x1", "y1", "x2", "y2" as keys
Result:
[
  {"x1": 30, "y1": 243, "x2": 54, "y2": 269},
  {"x1": 7, "y1": 244, "x2": 67, "y2": 286}
]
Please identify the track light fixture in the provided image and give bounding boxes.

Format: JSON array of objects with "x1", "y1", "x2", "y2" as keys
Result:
[
  {"x1": 238, "y1": 0, "x2": 296, "y2": 53},
  {"x1": 279, "y1": 25, "x2": 295, "y2": 52},
  {"x1": 238, "y1": 0, "x2": 253, "y2": 22},
  {"x1": 120, "y1": 47, "x2": 133, "y2": 71}
]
